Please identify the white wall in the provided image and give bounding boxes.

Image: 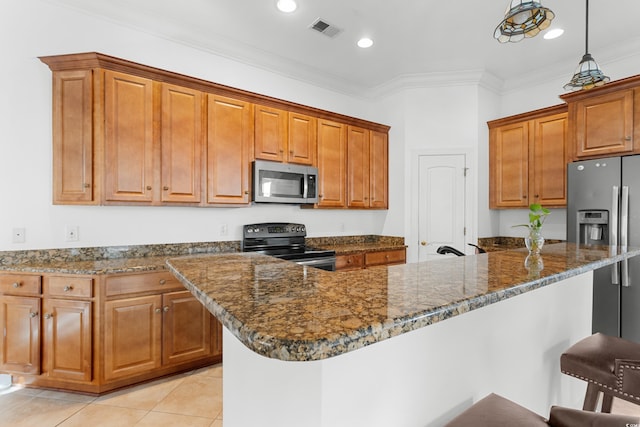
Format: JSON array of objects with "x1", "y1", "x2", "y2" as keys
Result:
[{"x1": 0, "y1": 0, "x2": 393, "y2": 251}]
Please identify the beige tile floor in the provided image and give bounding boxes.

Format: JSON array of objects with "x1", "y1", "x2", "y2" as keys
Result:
[
  {"x1": 0, "y1": 364, "x2": 222, "y2": 427},
  {"x1": 2, "y1": 363, "x2": 640, "y2": 427}
]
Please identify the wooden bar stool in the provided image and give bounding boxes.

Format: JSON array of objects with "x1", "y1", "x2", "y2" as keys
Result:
[
  {"x1": 561, "y1": 332, "x2": 640, "y2": 412},
  {"x1": 445, "y1": 393, "x2": 639, "y2": 426}
]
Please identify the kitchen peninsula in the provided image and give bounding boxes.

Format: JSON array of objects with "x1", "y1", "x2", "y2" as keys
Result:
[{"x1": 167, "y1": 243, "x2": 640, "y2": 427}]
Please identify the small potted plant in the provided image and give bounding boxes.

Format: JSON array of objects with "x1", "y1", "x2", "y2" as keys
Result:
[{"x1": 514, "y1": 203, "x2": 550, "y2": 255}]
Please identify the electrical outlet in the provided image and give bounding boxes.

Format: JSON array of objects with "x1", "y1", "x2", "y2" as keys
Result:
[
  {"x1": 220, "y1": 224, "x2": 228, "y2": 236},
  {"x1": 65, "y1": 225, "x2": 79, "y2": 242},
  {"x1": 12, "y1": 228, "x2": 25, "y2": 243}
]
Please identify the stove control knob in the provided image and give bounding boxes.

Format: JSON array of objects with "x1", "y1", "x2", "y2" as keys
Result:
[
  {"x1": 247, "y1": 229, "x2": 253, "y2": 233},
  {"x1": 301, "y1": 226, "x2": 305, "y2": 232}
]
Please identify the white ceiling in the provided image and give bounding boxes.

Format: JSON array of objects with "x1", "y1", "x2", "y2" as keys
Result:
[{"x1": 47, "y1": 0, "x2": 640, "y2": 96}]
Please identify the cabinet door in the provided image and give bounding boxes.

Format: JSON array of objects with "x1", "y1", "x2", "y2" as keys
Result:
[
  {"x1": 254, "y1": 105, "x2": 287, "y2": 163},
  {"x1": 317, "y1": 119, "x2": 347, "y2": 207},
  {"x1": 369, "y1": 131, "x2": 388, "y2": 209},
  {"x1": 162, "y1": 291, "x2": 212, "y2": 366},
  {"x1": 0, "y1": 296, "x2": 40, "y2": 374},
  {"x1": 43, "y1": 299, "x2": 92, "y2": 382},
  {"x1": 104, "y1": 295, "x2": 162, "y2": 381},
  {"x1": 206, "y1": 95, "x2": 252, "y2": 204},
  {"x1": 347, "y1": 126, "x2": 370, "y2": 208},
  {"x1": 490, "y1": 121, "x2": 529, "y2": 208},
  {"x1": 532, "y1": 113, "x2": 567, "y2": 207},
  {"x1": 574, "y1": 89, "x2": 634, "y2": 158},
  {"x1": 288, "y1": 113, "x2": 316, "y2": 165},
  {"x1": 52, "y1": 70, "x2": 94, "y2": 204},
  {"x1": 104, "y1": 71, "x2": 155, "y2": 202},
  {"x1": 161, "y1": 84, "x2": 203, "y2": 203}
]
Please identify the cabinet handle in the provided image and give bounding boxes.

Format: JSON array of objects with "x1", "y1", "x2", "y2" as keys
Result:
[
  {"x1": 159, "y1": 279, "x2": 166, "y2": 285},
  {"x1": 155, "y1": 308, "x2": 162, "y2": 314},
  {"x1": 44, "y1": 313, "x2": 52, "y2": 319},
  {"x1": 63, "y1": 285, "x2": 73, "y2": 292},
  {"x1": 12, "y1": 282, "x2": 20, "y2": 288},
  {"x1": 163, "y1": 306, "x2": 170, "y2": 313},
  {"x1": 30, "y1": 312, "x2": 38, "y2": 318},
  {"x1": 163, "y1": 186, "x2": 169, "y2": 191},
  {"x1": 146, "y1": 186, "x2": 152, "y2": 191}
]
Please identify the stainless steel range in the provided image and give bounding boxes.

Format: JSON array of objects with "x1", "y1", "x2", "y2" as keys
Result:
[{"x1": 241, "y1": 223, "x2": 336, "y2": 271}]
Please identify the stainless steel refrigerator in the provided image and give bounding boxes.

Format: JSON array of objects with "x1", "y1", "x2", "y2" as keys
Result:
[{"x1": 567, "y1": 155, "x2": 640, "y2": 342}]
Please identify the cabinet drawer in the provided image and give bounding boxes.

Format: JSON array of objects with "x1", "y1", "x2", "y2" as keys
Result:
[
  {"x1": 335, "y1": 254, "x2": 364, "y2": 271},
  {"x1": 365, "y1": 249, "x2": 406, "y2": 267},
  {"x1": 0, "y1": 274, "x2": 41, "y2": 295},
  {"x1": 45, "y1": 276, "x2": 93, "y2": 298},
  {"x1": 105, "y1": 271, "x2": 182, "y2": 297}
]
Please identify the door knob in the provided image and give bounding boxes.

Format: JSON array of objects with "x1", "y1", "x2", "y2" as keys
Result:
[{"x1": 421, "y1": 241, "x2": 427, "y2": 246}]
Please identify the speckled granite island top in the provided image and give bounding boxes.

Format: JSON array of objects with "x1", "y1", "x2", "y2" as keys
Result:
[{"x1": 166, "y1": 243, "x2": 640, "y2": 362}]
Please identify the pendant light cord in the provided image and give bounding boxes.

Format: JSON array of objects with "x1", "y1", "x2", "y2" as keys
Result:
[{"x1": 585, "y1": 0, "x2": 590, "y2": 55}]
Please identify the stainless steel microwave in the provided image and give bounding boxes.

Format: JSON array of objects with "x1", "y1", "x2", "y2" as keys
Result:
[{"x1": 252, "y1": 160, "x2": 318, "y2": 204}]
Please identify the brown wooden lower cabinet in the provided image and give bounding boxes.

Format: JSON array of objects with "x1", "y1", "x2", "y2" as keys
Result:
[
  {"x1": 335, "y1": 248, "x2": 406, "y2": 271},
  {"x1": 0, "y1": 271, "x2": 220, "y2": 394}
]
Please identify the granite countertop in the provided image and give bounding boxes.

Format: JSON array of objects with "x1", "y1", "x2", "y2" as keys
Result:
[
  {"x1": 0, "y1": 255, "x2": 171, "y2": 275},
  {"x1": 166, "y1": 243, "x2": 640, "y2": 362},
  {"x1": 306, "y1": 235, "x2": 406, "y2": 255}
]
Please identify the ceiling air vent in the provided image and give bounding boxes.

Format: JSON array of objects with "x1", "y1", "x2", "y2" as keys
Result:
[{"x1": 309, "y1": 18, "x2": 342, "y2": 38}]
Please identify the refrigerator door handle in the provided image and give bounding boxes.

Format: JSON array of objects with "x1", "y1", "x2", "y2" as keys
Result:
[
  {"x1": 621, "y1": 186, "x2": 630, "y2": 287},
  {"x1": 612, "y1": 186, "x2": 620, "y2": 285}
]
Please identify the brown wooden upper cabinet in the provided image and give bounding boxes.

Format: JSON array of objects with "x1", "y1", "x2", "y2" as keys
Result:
[
  {"x1": 317, "y1": 119, "x2": 347, "y2": 207},
  {"x1": 488, "y1": 105, "x2": 568, "y2": 209},
  {"x1": 560, "y1": 76, "x2": 640, "y2": 161},
  {"x1": 40, "y1": 52, "x2": 390, "y2": 209},
  {"x1": 347, "y1": 126, "x2": 388, "y2": 209},
  {"x1": 254, "y1": 106, "x2": 317, "y2": 165},
  {"x1": 206, "y1": 95, "x2": 252, "y2": 205}
]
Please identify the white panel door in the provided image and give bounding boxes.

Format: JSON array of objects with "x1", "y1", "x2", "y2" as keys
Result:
[{"x1": 418, "y1": 155, "x2": 466, "y2": 261}]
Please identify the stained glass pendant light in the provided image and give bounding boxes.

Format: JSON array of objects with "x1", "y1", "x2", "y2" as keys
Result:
[
  {"x1": 494, "y1": 0, "x2": 555, "y2": 43},
  {"x1": 564, "y1": 0, "x2": 609, "y2": 91}
]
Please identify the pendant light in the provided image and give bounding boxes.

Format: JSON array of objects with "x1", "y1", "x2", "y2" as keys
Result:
[
  {"x1": 564, "y1": 0, "x2": 609, "y2": 91},
  {"x1": 494, "y1": 0, "x2": 555, "y2": 43}
]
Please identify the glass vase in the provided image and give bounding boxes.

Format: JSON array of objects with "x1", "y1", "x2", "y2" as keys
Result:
[{"x1": 525, "y1": 229, "x2": 545, "y2": 255}]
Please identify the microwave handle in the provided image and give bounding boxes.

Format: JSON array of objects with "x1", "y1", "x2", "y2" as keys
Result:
[{"x1": 303, "y1": 175, "x2": 308, "y2": 199}]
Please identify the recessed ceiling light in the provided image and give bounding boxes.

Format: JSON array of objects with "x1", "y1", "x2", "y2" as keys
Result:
[
  {"x1": 357, "y1": 38, "x2": 374, "y2": 48},
  {"x1": 276, "y1": 0, "x2": 297, "y2": 13},
  {"x1": 544, "y1": 28, "x2": 564, "y2": 40}
]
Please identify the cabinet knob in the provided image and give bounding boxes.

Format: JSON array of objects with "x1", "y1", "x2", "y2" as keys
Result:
[
  {"x1": 534, "y1": 194, "x2": 539, "y2": 198},
  {"x1": 347, "y1": 258, "x2": 352, "y2": 264},
  {"x1": 163, "y1": 306, "x2": 170, "y2": 313},
  {"x1": 289, "y1": 150, "x2": 294, "y2": 155},
  {"x1": 44, "y1": 313, "x2": 52, "y2": 319},
  {"x1": 12, "y1": 282, "x2": 20, "y2": 288},
  {"x1": 84, "y1": 183, "x2": 91, "y2": 188},
  {"x1": 30, "y1": 312, "x2": 38, "y2": 318},
  {"x1": 625, "y1": 136, "x2": 632, "y2": 141},
  {"x1": 244, "y1": 190, "x2": 249, "y2": 195},
  {"x1": 155, "y1": 308, "x2": 162, "y2": 314},
  {"x1": 146, "y1": 186, "x2": 152, "y2": 191},
  {"x1": 163, "y1": 186, "x2": 169, "y2": 191},
  {"x1": 159, "y1": 279, "x2": 166, "y2": 285},
  {"x1": 63, "y1": 285, "x2": 73, "y2": 292}
]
